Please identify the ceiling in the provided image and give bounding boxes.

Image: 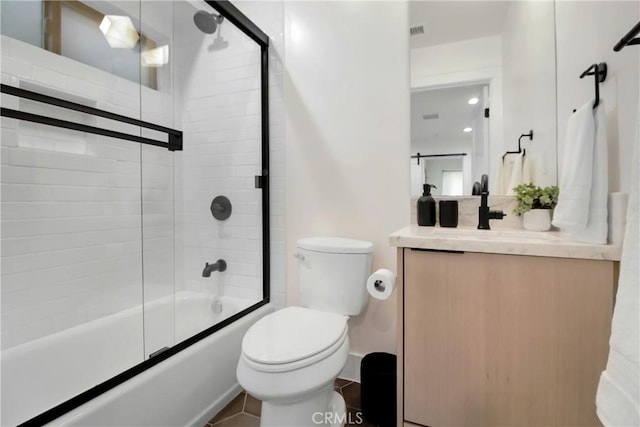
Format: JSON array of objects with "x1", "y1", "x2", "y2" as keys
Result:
[
  {"x1": 411, "y1": 83, "x2": 487, "y2": 151},
  {"x1": 409, "y1": 1, "x2": 511, "y2": 49}
]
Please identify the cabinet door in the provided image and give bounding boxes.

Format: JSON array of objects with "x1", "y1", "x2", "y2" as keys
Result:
[{"x1": 403, "y1": 249, "x2": 613, "y2": 427}]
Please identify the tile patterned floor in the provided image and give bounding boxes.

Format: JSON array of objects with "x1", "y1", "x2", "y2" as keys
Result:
[{"x1": 205, "y1": 379, "x2": 375, "y2": 427}]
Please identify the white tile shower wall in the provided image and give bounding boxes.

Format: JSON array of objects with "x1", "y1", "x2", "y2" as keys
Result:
[
  {"x1": 1, "y1": 36, "x2": 177, "y2": 349},
  {"x1": 174, "y1": 1, "x2": 285, "y2": 308},
  {"x1": 235, "y1": 0, "x2": 286, "y2": 308}
]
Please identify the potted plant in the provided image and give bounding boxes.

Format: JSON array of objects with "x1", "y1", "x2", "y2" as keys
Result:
[{"x1": 512, "y1": 183, "x2": 559, "y2": 231}]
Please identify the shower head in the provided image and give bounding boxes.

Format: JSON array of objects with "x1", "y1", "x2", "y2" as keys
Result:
[{"x1": 193, "y1": 10, "x2": 224, "y2": 34}]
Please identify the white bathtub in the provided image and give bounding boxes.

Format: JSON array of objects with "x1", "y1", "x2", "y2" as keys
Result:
[{"x1": 1, "y1": 291, "x2": 272, "y2": 426}]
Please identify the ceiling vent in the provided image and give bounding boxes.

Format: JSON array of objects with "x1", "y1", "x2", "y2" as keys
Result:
[
  {"x1": 410, "y1": 25, "x2": 424, "y2": 36},
  {"x1": 422, "y1": 113, "x2": 439, "y2": 120}
]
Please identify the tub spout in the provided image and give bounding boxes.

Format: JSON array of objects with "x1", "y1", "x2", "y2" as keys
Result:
[{"x1": 202, "y1": 259, "x2": 227, "y2": 277}]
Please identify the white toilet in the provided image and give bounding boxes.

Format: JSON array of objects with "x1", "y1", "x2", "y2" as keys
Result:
[{"x1": 237, "y1": 237, "x2": 373, "y2": 427}]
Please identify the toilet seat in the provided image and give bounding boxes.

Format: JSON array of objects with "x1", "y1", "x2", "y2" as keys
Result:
[{"x1": 241, "y1": 307, "x2": 348, "y2": 373}]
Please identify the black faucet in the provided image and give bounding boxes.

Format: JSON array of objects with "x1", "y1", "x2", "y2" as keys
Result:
[
  {"x1": 477, "y1": 175, "x2": 506, "y2": 230},
  {"x1": 202, "y1": 259, "x2": 227, "y2": 277}
]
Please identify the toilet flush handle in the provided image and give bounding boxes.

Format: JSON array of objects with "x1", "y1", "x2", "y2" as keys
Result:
[{"x1": 293, "y1": 252, "x2": 305, "y2": 262}]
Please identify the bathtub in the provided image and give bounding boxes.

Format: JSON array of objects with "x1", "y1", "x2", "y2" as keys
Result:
[{"x1": 1, "y1": 291, "x2": 272, "y2": 426}]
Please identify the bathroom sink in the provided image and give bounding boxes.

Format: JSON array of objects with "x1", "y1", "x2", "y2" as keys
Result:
[{"x1": 430, "y1": 227, "x2": 564, "y2": 242}]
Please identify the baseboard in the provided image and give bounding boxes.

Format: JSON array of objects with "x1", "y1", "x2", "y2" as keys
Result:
[
  {"x1": 339, "y1": 352, "x2": 363, "y2": 383},
  {"x1": 189, "y1": 383, "x2": 243, "y2": 427}
]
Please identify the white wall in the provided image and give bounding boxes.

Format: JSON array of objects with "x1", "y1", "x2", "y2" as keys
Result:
[
  {"x1": 501, "y1": 0, "x2": 556, "y2": 188},
  {"x1": 555, "y1": 1, "x2": 639, "y2": 194},
  {"x1": 283, "y1": 1, "x2": 410, "y2": 355},
  {"x1": 411, "y1": 138, "x2": 471, "y2": 155},
  {"x1": 411, "y1": 36, "x2": 502, "y2": 87}
]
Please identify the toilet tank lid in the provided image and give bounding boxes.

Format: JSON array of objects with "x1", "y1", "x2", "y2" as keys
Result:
[{"x1": 297, "y1": 237, "x2": 374, "y2": 254}]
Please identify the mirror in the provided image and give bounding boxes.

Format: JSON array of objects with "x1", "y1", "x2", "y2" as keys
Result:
[
  {"x1": 411, "y1": 84, "x2": 488, "y2": 197},
  {"x1": 409, "y1": 1, "x2": 557, "y2": 196}
]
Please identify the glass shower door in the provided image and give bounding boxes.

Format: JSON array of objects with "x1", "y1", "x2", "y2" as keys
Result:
[
  {"x1": 140, "y1": 0, "x2": 178, "y2": 360},
  {"x1": 0, "y1": 82, "x2": 146, "y2": 426},
  {"x1": 172, "y1": 0, "x2": 265, "y2": 341}
]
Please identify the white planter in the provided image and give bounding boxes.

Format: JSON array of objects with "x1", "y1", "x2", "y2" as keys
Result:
[{"x1": 523, "y1": 209, "x2": 552, "y2": 231}]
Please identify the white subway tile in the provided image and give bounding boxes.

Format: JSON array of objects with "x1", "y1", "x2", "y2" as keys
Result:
[
  {"x1": 2, "y1": 228, "x2": 142, "y2": 257},
  {"x1": 2, "y1": 255, "x2": 141, "y2": 293},
  {"x1": 32, "y1": 66, "x2": 69, "y2": 91},
  {"x1": 2, "y1": 241, "x2": 141, "y2": 275},
  {"x1": 1, "y1": 55, "x2": 32, "y2": 80},
  {"x1": 1, "y1": 128, "x2": 19, "y2": 148},
  {"x1": 1, "y1": 215, "x2": 141, "y2": 238},
  {"x1": 2, "y1": 201, "x2": 140, "y2": 220}
]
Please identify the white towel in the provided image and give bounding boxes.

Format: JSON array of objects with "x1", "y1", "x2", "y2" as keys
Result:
[
  {"x1": 522, "y1": 154, "x2": 534, "y2": 184},
  {"x1": 596, "y1": 134, "x2": 639, "y2": 425},
  {"x1": 495, "y1": 157, "x2": 507, "y2": 194},
  {"x1": 552, "y1": 100, "x2": 608, "y2": 244},
  {"x1": 506, "y1": 151, "x2": 524, "y2": 195},
  {"x1": 410, "y1": 160, "x2": 424, "y2": 197},
  {"x1": 496, "y1": 154, "x2": 518, "y2": 195},
  {"x1": 572, "y1": 102, "x2": 608, "y2": 243}
]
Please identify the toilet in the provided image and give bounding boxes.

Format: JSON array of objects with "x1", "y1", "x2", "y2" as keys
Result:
[{"x1": 237, "y1": 237, "x2": 373, "y2": 427}]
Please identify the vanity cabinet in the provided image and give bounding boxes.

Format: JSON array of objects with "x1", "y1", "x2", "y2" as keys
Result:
[{"x1": 397, "y1": 248, "x2": 617, "y2": 427}]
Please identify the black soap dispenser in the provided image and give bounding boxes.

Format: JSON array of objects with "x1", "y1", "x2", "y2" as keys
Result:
[{"x1": 417, "y1": 184, "x2": 437, "y2": 226}]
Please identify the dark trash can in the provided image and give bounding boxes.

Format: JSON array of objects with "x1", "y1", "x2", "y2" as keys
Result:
[{"x1": 360, "y1": 352, "x2": 397, "y2": 427}]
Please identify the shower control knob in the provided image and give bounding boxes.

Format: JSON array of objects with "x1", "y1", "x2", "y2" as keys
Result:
[{"x1": 210, "y1": 195, "x2": 232, "y2": 221}]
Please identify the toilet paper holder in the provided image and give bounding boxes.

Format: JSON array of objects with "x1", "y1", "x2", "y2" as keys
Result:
[{"x1": 367, "y1": 268, "x2": 397, "y2": 300}]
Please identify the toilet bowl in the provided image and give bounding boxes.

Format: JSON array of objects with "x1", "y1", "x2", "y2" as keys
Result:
[
  {"x1": 237, "y1": 237, "x2": 373, "y2": 427},
  {"x1": 237, "y1": 307, "x2": 349, "y2": 426}
]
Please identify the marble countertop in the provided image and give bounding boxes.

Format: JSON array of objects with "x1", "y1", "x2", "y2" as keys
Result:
[{"x1": 389, "y1": 225, "x2": 622, "y2": 261}]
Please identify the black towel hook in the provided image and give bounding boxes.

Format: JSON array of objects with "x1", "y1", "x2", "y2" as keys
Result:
[
  {"x1": 503, "y1": 130, "x2": 533, "y2": 161},
  {"x1": 613, "y1": 21, "x2": 640, "y2": 52},
  {"x1": 579, "y1": 62, "x2": 607, "y2": 109}
]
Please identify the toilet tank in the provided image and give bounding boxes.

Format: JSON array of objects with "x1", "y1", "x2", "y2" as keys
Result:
[{"x1": 296, "y1": 237, "x2": 373, "y2": 316}]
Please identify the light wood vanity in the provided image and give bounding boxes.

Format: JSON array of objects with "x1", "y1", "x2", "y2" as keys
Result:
[{"x1": 391, "y1": 226, "x2": 620, "y2": 427}]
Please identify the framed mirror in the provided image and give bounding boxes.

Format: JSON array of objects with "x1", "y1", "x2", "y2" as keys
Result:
[{"x1": 409, "y1": 1, "x2": 557, "y2": 196}]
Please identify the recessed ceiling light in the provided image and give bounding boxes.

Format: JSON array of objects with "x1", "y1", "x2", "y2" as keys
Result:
[
  {"x1": 468, "y1": 97, "x2": 479, "y2": 105},
  {"x1": 463, "y1": 127, "x2": 472, "y2": 133}
]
